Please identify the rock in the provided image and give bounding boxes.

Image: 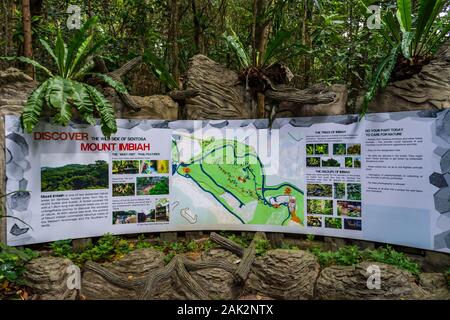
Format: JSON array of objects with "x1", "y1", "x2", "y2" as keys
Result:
[
  {"x1": 361, "y1": 43, "x2": 450, "y2": 113},
  {"x1": 185, "y1": 54, "x2": 251, "y2": 119},
  {"x1": 419, "y1": 273, "x2": 450, "y2": 299},
  {"x1": 190, "y1": 267, "x2": 241, "y2": 300},
  {"x1": 123, "y1": 95, "x2": 178, "y2": 120},
  {"x1": 315, "y1": 261, "x2": 427, "y2": 300},
  {"x1": 0, "y1": 68, "x2": 35, "y2": 87},
  {"x1": 324, "y1": 236, "x2": 347, "y2": 251},
  {"x1": 239, "y1": 294, "x2": 274, "y2": 300},
  {"x1": 244, "y1": 249, "x2": 320, "y2": 300},
  {"x1": 201, "y1": 248, "x2": 241, "y2": 265},
  {"x1": 24, "y1": 257, "x2": 77, "y2": 300},
  {"x1": 423, "y1": 251, "x2": 450, "y2": 272},
  {"x1": 81, "y1": 249, "x2": 171, "y2": 300},
  {"x1": 278, "y1": 84, "x2": 348, "y2": 117}
]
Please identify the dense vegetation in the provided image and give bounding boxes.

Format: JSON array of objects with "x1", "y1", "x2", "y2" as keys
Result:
[
  {"x1": 1, "y1": 1, "x2": 447, "y2": 115},
  {"x1": 0, "y1": 243, "x2": 38, "y2": 299},
  {"x1": 41, "y1": 160, "x2": 108, "y2": 192}
]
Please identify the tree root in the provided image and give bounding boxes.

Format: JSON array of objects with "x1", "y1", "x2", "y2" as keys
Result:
[{"x1": 84, "y1": 232, "x2": 265, "y2": 300}]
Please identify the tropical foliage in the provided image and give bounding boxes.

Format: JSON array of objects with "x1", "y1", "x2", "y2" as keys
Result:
[
  {"x1": 2, "y1": 17, "x2": 121, "y2": 136},
  {"x1": 41, "y1": 160, "x2": 108, "y2": 192},
  {"x1": 362, "y1": 0, "x2": 450, "y2": 114}
]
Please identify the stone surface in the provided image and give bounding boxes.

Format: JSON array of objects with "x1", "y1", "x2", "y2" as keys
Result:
[
  {"x1": 24, "y1": 257, "x2": 77, "y2": 300},
  {"x1": 361, "y1": 43, "x2": 450, "y2": 112},
  {"x1": 81, "y1": 248, "x2": 171, "y2": 300},
  {"x1": 201, "y1": 248, "x2": 241, "y2": 265},
  {"x1": 277, "y1": 84, "x2": 348, "y2": 117},
  {"x1": 315, "y1": 261, "x2": 427, "y2": 300},
  {"x1": 419, "y1": 273, "x2": 450, "y2": 299},
  {"x1": 244, "y1": 249, "x2": 320, "y2": 300},
  {"x1": 185, "y1": 54, "x2": 252, "y2": 119},
  {"x1": 423, "y1": 251, "x2": 450, "y2": 272},
  {"x1": 190, "y1": 267, "x2": 241, "y2": 300},
  {"x1": 123, "y1": 95, "x2": 178, "y2": 120}
]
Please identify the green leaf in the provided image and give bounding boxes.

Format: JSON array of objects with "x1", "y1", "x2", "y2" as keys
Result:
[
  {"x1": 263, "y1": 29, "x2": 292, "y2": 66},
  {"x1": 361, "y1": 45, "x2": 400, "y2": 117},
  {"x1": 92, "y1": 73, "x2": 128, "y2": 94},
  {"x1": 396, "y1": 0, "x2": 412, "y2": 32},
  {"x1": 46, "y1": 76, "x2": 74, "y2": 125},
  {"x1": 70, "y1": 81, "x2": 96, "y2": 125},
  {"x1": 143, "y1": 51, "x2": 178, "y2": 90},
  {"x1": 55, "y1": 32, "x2": 67, "y2": 76},
  {"x1": 85, "y1": 84, "x2": 117, "y2": 137},
  {"x1": 67, "y1": 36, "x2": 107, "y2": 79},
  {"x1": 39, "y1": 38, "x2": 58, "y2": 69},
  {"x1": 223, "y1": 29, "x2": 251, "y2": 69},
  {"x1": 66, "y1": 16, "x2": 99, "y2": 74},
  {"x1": 0, "y1": 56, "x2": 53, "y2": 77},
  {"x1": 21, "y1": 80, "x2": 51, "y2": 133},
  {"x1": 401, "y1": 31, "x2": 414, "y2": 59}
]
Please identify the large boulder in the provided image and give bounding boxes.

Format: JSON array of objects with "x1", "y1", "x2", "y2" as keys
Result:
[
  {"x1": 185, "y1": 54, "x2": 252, "y2": 119},
  {"x1": 244, "y1": 249, "x2": 320, "y2": 300},
  {"x1": 315, "y1": 261, "x2": 427, "y2": 300},
  {"x1": 24, "y1": 256, "x2": 77, "y2": 300},
  {"x1": 81, "y1": 248, "x2": 172, "y2": 300}
]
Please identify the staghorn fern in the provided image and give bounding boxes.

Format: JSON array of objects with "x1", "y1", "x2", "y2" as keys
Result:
[{"x1": 1, "y1": 17, "x2": 121, "y2": 137}]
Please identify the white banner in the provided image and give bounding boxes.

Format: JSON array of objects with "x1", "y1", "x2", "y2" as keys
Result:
[{"x1": 4, "y1": 110, "x2": 450, "y2": 253}]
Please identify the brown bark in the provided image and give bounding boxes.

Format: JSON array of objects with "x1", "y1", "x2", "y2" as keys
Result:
[
  {"x1": 168, "y1": 0, "x2": 180, "y2": 87},
  {"x1": 191, "y1": 0, "x2": 205, "y2": 54},
  {"x1": 253, "y1": 0, "x2": 271, "y2": 118},
  {"x1": 301, "y1": 0, "x2": 312, "y2": 88},
  {"x1": 21, "y1": 0, "x2": 33, "y2": 77}
]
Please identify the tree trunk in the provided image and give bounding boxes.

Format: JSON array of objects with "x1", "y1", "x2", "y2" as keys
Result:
[
  {"x1": 21, "y1": 0, "x2": 34, "y2": 77},
  {"x1": 168, "y1": 0, "x2": 180, "y2": 88},
  {"x1": 301, "y1": 0, "x2": 312, "y2": 88},
  {"x1": 253, "y1": 0, "x2": 271, "y2": 118},
  {"x1": 191, "y1": 0, "x2": 204, "y2": 54}
]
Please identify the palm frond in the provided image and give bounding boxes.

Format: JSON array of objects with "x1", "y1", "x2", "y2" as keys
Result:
[{"x1": 396, "y1": 0, "x2": 412, "y2": 32}]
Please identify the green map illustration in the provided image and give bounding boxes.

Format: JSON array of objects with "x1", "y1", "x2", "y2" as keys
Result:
[{"x1": 172, "y1": 135, "x2": 304, "y2": 226}]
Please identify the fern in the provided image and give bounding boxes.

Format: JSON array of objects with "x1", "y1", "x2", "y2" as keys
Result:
[{"x1": 1, "y1": 16, "x2": 118, "y2": 137}]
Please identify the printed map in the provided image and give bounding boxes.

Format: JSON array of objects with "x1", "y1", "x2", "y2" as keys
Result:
[{"x1": 172, "y1": 130, "x2": 304, "y2": 226}]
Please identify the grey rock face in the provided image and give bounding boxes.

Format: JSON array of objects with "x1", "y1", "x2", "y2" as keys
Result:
[
  {"x1": 244, "y1": 249, "x2": 320, "y2": 300},
  {"x1": 315, "y1": 262, "x2": 427, "y2": 300},
  {"x1": 190, "y1": 267, "x2": 240, "y2": 300},
  {"x1": 24, "y1": 257, "x2": 77, "y2": 300}
]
